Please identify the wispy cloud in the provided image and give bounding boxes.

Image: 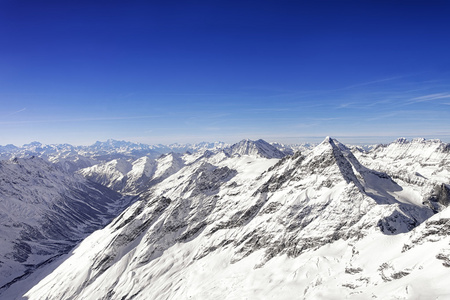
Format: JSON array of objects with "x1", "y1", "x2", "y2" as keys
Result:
[
  {"x1": 293, "y1": 122, "x2": 318, "y2": 128},
  {"x1": 365, "y1": 99, "x2": 392, "y2": 107},
  {"x1": 337, "y1": 102, "x2": 356, "y2": 109},
  {"x1": 366, "y1": 109, "x2": 448, "y2": 122},
  {"x1": 408, "y1": 93, "x2": 450, "y2": 103},
  {"x1": 367, "y1": 112, "x2": 401, "y2": 121},
  {"x1": 343, "y1": 75, "x2": 405, "y2": 90},
  {"x1": 255, "y1": 76, "x2": 407, "y2": 102},
  {"x1": 8, "y1": 107, "x2": 27, "y2": 116}
]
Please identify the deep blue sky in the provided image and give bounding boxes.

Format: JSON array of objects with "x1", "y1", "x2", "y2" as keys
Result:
[{"x1": 1, "y1": 0, "x2": 450, "y2": 145}]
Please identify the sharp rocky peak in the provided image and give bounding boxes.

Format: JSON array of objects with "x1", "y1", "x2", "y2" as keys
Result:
[
  {"x1": 319, "y1": 136, "x2": 346, "y2": 149},
  {"x1": 268, "y1": 136, "x2": 364, "y2": 190},
  {"x1": 309, "y1": 136, "x2": 353, "y2": 163},
  {"x1": 394, "y1": 137, "x2": 409, "y2": 144}
]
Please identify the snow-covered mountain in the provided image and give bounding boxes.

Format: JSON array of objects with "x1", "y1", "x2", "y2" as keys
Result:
[
  {"x1": 0, "y1": 157, "x2": 134, "y2": 293},
  {"x1": 225, "y1": 139, "x2": 286, "y2": 159},
  {"x1": 355, "y1": 137, "x2": 450, "y2": 213},
  {"x1": 0, "y1": 140, "x2": 231, "y2": 175},
  {"x1": 271, "y1": 141, "x2": 317, "y2": 155},
  {"x1": 3, "y1": 137, "x2": 449, "y2": 299},
  {"x1": 78, "y1": 152, "x2": 185, "y2": 194},
  {"x1": 0, "y1": 144, "x2": 19, "y2": 156},
  {"x1": 77, "y1": 139, "x2": 284, "y2": 194}
]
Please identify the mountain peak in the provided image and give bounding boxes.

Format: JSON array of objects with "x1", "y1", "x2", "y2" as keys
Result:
[
  {"x1": 226, "y1": 139, "x2": 286, "y2": 159},
  {"x1": 23, "y1": 141, "x2": 43, "y2": 148},
  {"x1": 394, "y1": 137, "x2": 408, "y2": 144},
  {"x1": 302, "y1": 136, "x2": 365, "y2": 189},
  {"x1": 313, "y1": 136, "x2": 343, "y2": 154},
  {"x1": 320, "y1": 136, "x2": 341, "y2": 147}
]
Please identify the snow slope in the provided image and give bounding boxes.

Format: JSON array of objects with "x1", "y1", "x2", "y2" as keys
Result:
[
  {"x1": 225, "y1": 139, "x2": 286, "y2": 159},
  {"x1": 77, "y1": 139, "x2": 286, "y2": 195},
  {"x1": 78, "y1": 153, "x2": 185, "y2": 194},
  {"x1": 5, "y1": 137, "x2": 448, "y2": 299},
  {"x1": 0, "y1": 157, "x2": 133, "y2": 293},
  {"x1": 355, "y1": 138, "x2": 450, "y2": 213},
  {"x1": 0, "y1": 140, "x2": 230, "y2": 168}
]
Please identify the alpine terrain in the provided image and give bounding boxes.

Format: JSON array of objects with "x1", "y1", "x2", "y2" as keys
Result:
[{"x1": 0, "y1": 137, "x2": 449, "y2": 299}]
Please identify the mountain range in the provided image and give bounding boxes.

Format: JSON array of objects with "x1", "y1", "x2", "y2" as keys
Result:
[{"x1": 0, "y1": 137, "x2": 449, "y2": 299}]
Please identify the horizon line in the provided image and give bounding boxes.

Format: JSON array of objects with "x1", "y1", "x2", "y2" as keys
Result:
[{"x1": 2, "y1": 135, "x2": 450, "y2": 148}]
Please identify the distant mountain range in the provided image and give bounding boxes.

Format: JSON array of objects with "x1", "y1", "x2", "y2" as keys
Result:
[{"x1": 0, "y1": 139, "x2": 316, "y2": 162}]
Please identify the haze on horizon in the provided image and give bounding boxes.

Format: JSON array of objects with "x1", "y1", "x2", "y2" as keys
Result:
[{"x1": 1, "y1": 1, "x2": 449, "y2": 146}]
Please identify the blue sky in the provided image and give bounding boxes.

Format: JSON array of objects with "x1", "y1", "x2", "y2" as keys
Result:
[{"x1": 1, "y1": 0, "x2": 450, "y2": 145}]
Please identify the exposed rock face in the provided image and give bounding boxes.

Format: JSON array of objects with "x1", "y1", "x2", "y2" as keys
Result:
[
  {"x1": 428, "y1": 183, "x2": 450, "y2": 207},
  {"x1": 0, "y1": 157, "x2": 132, "y2": 291}
]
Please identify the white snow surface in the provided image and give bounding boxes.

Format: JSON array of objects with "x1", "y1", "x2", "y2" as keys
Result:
[
  {"x1": 1, "y1": 137, "x2": 450, "y2": 299},
  {"x1": 0, "y1": 157, "x2": 130, "y2": 293},
  {"x1": 78, "y1": 152, "x2": 185, "y2": 194},
  {"x1": 0, "y1": 139, "x2": 231, "y2": 169}
]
